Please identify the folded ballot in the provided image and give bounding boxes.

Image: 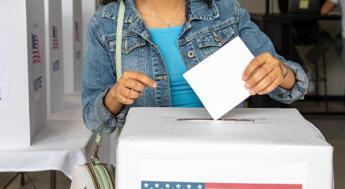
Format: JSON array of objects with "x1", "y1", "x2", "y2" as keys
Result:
[
  {"x1": 183, "y1": 37, "x2": 253, "y2": 120},
  {"x1": 116, "y1": 108, "x2": 334, "y2": 189}
]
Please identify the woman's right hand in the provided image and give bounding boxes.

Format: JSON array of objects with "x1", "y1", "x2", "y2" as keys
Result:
[{"x1": 104, "y1": 71, "x2": 157, "y2": 115}]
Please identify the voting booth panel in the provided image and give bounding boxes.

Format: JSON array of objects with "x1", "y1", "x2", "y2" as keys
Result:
[
  {"x1": 116, "y1": 108, "x2": 333, "y2": 189},
  {"x1": 45, "y1": 0, "x2": 64, "y2": 114},
  {"x1": 82, "y1": 0, "x2": 96, "y2": 52},
  {"x1": 62, "y1": 0, "x2": 83, "y2": 94},
  {"x1": 73, "y1": 0, "x2": 83, "y2": 93},
  {"x1": 0, "y1": 0, "x2": 47, "y2": 148}
]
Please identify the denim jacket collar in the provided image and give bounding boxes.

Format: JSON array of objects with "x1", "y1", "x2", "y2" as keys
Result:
[
  {"x1": 187, "y1": 0, "x2": 220, "y2": 21},
  {"x1": 100, "y1": 0, "x2": 220, "y2": 28},
  {"x1": 100, "y1": 0, "x2": 220, "y2": 46}
]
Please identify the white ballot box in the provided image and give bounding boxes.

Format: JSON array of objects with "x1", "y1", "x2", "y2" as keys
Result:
[
  {"x1": 116, "y1": 108, "x2": 333, "y2": 189},
  {"x1": 0, "y1": 0, "x2": 47, "y2": 148}
]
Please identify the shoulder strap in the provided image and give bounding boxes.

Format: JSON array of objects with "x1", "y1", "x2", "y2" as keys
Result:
[
  {"x1": 115, "y1": 0, "x2": 125, "y2": 81},
  {"x1": 93, "y1": 0, "x2": 126, "y2": 160}
]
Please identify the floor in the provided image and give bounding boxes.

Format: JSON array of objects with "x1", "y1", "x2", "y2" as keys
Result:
[
  {"x1": 0, "y1": 102, "x2": 344, "y2": 189},
  {"x1": 308, "y1": 115, "x2": 345, "y2": 189},
  {"x1": 0, "y1": 171, "x2": 70, "y2": 189}
]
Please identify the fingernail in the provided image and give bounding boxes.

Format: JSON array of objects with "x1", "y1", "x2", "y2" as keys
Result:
[
  {"x1": 153, "y1": 82, "x2": 157, "y2": 88},
  {"x1": 245, "y1": 83, "x2": 250, "y2": 89},
  {"x1": 250, "y1": 90, "x2": 256, "y2": 95}
]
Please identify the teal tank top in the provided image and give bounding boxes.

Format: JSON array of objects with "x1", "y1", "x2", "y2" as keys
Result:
[{"x1": 148, "y1": 26, "x2": 203, "y2": 107}]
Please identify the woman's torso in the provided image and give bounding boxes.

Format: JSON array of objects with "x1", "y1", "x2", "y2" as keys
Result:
[{"x1": 87, "y1": 0, "x2": 267, "y2": 107}]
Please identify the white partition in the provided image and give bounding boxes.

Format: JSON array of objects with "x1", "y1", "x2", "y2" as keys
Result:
[
  {"x1": 82, "y1": 0, "x2": 96, "y2": 50},
  {"x1": 0, "y1": 0, "x2": 47, "y2": 148},
  {"x1": 62, "y1": 0, "x2": 83, "y2": 94},
  {"x1": 45, "y1": 0, "x2": 64, "y2": 114}
]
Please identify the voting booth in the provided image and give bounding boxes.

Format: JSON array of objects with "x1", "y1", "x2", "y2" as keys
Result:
[
  {"x1": 82, "y1": 0, "x2": 96, "y2": 49},
  {"x1": 0, "y1": 0, "x2": 47, "y2": 148},
  {"x1": 62, "y1": 0, "x2": 83, "y2": 94},
  {"x1": 45, "y1": 0, "x2": 64, "y2": 114},
  {"x1": 116, "y1": 108, "x2": 333, "y2": 189}
]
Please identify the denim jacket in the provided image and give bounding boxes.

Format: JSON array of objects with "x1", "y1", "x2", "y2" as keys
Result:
[{"x1": 82, "y1": 0, "x2": 308, "y2": 133}]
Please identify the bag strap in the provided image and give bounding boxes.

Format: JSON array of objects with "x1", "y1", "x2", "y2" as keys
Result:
[
  {"x1": 115, "y1": 0, "x2": 125, "y2": 81},
  {"x1": 93, "y1": 0, "x2": 125, "y2": 162}
]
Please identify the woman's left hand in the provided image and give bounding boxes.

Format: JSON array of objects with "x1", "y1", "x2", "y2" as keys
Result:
[{"x1": 242, "y1": 52, "x2": 289, "y2": 95}]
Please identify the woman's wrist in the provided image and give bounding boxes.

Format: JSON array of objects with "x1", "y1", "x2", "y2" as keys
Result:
[
  {"x1": 279, "y1": 63, "x2": 296, "y2": 90},
  {"x1": 104, "y1": 89, "x2": 123, "y2": 116}
]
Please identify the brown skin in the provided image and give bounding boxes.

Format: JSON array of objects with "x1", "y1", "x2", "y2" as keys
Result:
[
  {"x1": 105, "y1": 71, "x2": 157, "y2": 115},
  {"x1": 135, "y1": 0, "x2": 186, "y2": 28},
  {"x1": 104, "y1": 0, "x2": 298, "y2": 115},
  {"x1": 320, "y1": 0, "x2": 337, "y2": 15},
  {"x1": 243, "y1": 52, "x2": 296, "y2": 95}
]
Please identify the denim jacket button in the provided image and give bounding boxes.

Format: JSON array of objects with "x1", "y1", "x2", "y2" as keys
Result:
[
  {"x1": 187, "y1": 50, "x2": 195, "y2": 58},
  {"x1": 160, "y1": 75, "x2": 167, "y2": 80},
  {"x1": 156, "y1": 75, "x2": 167, "y2": 80},
  {"x1": 214, "y1": 32, "x2": 222, "y2": 43}
]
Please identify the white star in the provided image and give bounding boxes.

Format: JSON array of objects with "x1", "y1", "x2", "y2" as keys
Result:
[
  {"x1": 187, "y1": 184, "x2": 192, "y2": 189},
  {"x1": 176, "y1": 184, "x2": 181, "y2": 188},
  {"x1": 165, "y1": 183, "x2": 170, "y2": 188},
  {"x1": 198, "y1": 184, "x2": 202, "y2": 189},
  {"x1": 155, "y1": 183, "x2": 159, "y2": 188},
  {"x1": 144, "y1": 183, "x2": 149, "y2": 188}
]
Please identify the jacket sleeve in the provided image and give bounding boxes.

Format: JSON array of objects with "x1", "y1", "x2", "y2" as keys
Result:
[
  {"x1": 81, "y1": 16, "x2": 129, "y2": 134},
  {"x1": 236, "y1": 2, "x2": 308, "y2": 104}
]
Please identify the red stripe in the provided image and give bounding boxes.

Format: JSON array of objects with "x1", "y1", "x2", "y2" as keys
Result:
[
  {"x1": 32, "y1": 56, "x2": 41, "y2": 64},
  {"x1": 205, "y1": 183, "x2": 302, "y2": 189}
]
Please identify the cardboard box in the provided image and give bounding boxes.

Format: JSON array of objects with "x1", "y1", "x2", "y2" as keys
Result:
[
  {"x1": 62, "y1": 0, "x2": 83, "y2": 94},
  {"x1": 0, "y1": 0, "x2": 47, "y2": 148},
  {"x1": 45, "y1": 0, "x2": 64, "y2": 114},
  {"x1": 116, "y1": 108, "x2": 333, "y2": 189}
]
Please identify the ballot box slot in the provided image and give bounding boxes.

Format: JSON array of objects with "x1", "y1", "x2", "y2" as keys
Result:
[
  {"x1": 160, "y1": 116, "x2": 269, "y2": 125},
  {"x1": 176, "y1": 118, "x2": 268, "y2": 124},
  {"x1": 177, "y1": 118, "x2": 256, "y2": 122}
]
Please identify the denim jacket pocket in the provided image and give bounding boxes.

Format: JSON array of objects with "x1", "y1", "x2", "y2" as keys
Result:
[
  {"x1": 195, "y1": 24, "x2": 236, "y2": 57},
  {"x1": 196, "y1": 27, "x2": 235, "y2": 47},
  {"x1": 108, "y1": 34, "x2": 146, "y2": 54}
]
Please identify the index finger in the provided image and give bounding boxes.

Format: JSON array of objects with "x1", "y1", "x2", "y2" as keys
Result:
[
  {"x1": 124, "y1": 71, "x2": 157, "y2": 88},
  {"x1": 242, "y1": 53, "x2": 271, "y2": 81}
]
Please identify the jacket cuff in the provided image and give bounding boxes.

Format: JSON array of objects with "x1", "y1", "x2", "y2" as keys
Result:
[
  {"x1": 269, "y1": 60, "x2": 309, "y2": 104},
  {"x1": 94, "y1": 88, "x2": 129, "y2": 133}
]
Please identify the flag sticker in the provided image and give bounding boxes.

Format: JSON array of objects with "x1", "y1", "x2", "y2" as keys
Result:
[
  {"x1": 32, "y1": 33, "x2": 41, "y2": 64},
  {"x1": 52, "y1": 26, "x2": 59, "y2": 49},
  {"x1": 141, "y1": 181, "x2": 302, "y2": 189}
]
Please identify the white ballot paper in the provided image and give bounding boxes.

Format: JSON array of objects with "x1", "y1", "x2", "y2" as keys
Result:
[{"x1": 184, "y1": 36, "x2": 254, "y2": 120}]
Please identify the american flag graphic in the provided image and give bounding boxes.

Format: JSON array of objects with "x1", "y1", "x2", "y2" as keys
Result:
[
  {"x1": 52, "y1": 26, "x2": 59, "y2": 49},
  {"x1": 74, "y1": 21, "x2": 80, "y2": 42},
  {"x1": 32, "y1": 34, "x2": 41, "y2": 64},
  {"x1": 141, "y1": 181, "x2": 302, "y2": 189}
]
